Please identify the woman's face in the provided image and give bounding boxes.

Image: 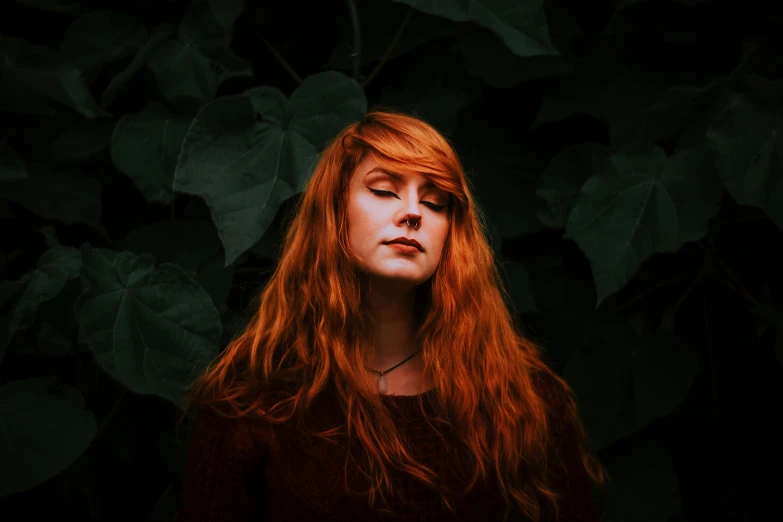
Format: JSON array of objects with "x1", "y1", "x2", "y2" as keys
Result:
[{"x1": 345, "y1": 155, "x2": 450, "y2": 290}]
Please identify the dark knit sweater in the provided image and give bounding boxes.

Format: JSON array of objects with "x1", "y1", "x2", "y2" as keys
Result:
[{"x1": 175, "y1": 382, "x2": 601, "y2": 522}]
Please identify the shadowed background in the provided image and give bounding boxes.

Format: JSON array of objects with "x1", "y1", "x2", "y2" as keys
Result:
[{"x1": 1, "y1": 0, "x2": 781, "y2": 520}]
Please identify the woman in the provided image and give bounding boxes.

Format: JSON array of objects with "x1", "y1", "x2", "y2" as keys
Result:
[{"x1": 175, "y1": 109, "x2": 609, "y2": 521}]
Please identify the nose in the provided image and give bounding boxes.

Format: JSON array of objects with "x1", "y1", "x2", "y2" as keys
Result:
[{"x1": 399, "y1": 187, "x2": 426, "y2": 214}]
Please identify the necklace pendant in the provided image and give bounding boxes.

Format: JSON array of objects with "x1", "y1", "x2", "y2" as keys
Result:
[{"x1": 377, "y1": 373, "x2": 387, "y2": 394}]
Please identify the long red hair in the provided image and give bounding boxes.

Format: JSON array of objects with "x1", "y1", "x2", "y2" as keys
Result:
[{"x1": 180, "y1": 108, "x2": 608, "y2": 521}]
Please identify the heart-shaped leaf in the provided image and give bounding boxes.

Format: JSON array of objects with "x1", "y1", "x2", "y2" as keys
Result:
[
  {"x1": 563, "y1": 322, "x2": 632, "y2": 450},
  {"x1": 601, "y1": 431, "x2": 681, "y2": 522},
  {"x1": 0, "y1": 377, "x2": 97, "y2": 496},
  {"x1": 499, "y1": 256, "x2": 538, "y2": 314},
  {"x1": 146, "y1": 2, "x2": 252, "y2": 111},
  {"x1": 0, "y1": 37, "x2": 108, "y2": 119},
  {"x1": 11, "y1": 0, "x2": 82, "y2": 11},
  {"x1": 392, "y1": 0, "x2": 558, "y2": 57},
  {"x1": 101, "y1": 24, "x2": 174, "y2": 108},
  {"x1": 615, "y1": 0, "x2": 709, "y2": 8},
  {"x1": 0, "y1": 163, "x2": 106, "y2": 236},
  {"x1": 1, "y1": 227, "x2": 81, "y2": 356},
  {"x1": 378, "y1": 39, "x2": 471, "y2": 137},
  {"x1": 75, "y1": 244, "x2": 222, "y2": 409},
  {"x1": 564, "y1": 145, "x2": 723, "y2": 307},
  {"x1": 0, "y1": 140, "x2": 28, "y2": 181},
  {"x1": 454, "y1": 102, "x2": 548, "y2": 241},
  {"x1": 111, "y1": 102, "x2": 191, "y2": 205},
  {"x1": 57, "y1": 10, "x2": 148, "y2": 73},
  {"x1": 0, "y1": 76, "x2": 56, "y2": 115},
  {"x1": 564, "y1": 322, "x2": 697, "y2": 450},
  {"x1": 706, "y1": 89, "x2": 783, "y2": 230},
  {"x1": 174, "y1": 71, "x2": 367, "y2": 265},
  {"x1": 536, "y1": 143, "x2": 610, "y2": 229},
  {"x1": 632, "y1": 330, "x2": 698, "y2": 427},
  {"x1": 52, "y1": 119, "x2": 115, "y2": 163},
  {"x1": 328, "y1": 2, "x2": 457, "y2": 70},
  {"x1": 457, "y1": 24, "x2": 572, "y2": 88},
  {"x1": 206, "y1": 0, "x2": 246, "y2": 33},
  {"x1": 117, "y1": 220, "x2": 234, "y2": 307}
]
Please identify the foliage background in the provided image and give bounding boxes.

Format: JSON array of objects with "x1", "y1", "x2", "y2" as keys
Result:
[{"x1": 1, "y1": 0, "x2": 782, "y2": 520}]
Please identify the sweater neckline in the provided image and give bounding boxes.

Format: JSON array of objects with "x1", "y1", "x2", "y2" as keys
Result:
[{"x1": 379, "y1": 386, "x2": 435, "y2": 400}]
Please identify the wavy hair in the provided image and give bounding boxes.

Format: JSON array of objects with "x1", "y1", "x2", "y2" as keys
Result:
[{"x1": 180, "y1": 108, "x2": 609, "y2": 521}]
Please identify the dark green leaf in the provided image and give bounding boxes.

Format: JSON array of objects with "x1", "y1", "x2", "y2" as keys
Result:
[
  {"x1": 750, "y1": 305, "x2": 783, "y2": 368},
  {"x1": 536, "y1": 143, "x2": 610, "y2": 229},
  {"x1": 0, "y1": 228, "x2": 81, "y2": 354},
  {"x1": 52, "y1": 119, "x2": 115, "y2": 162},
  {"x1": 100, "y1": 24, "x2": 175, "y2": 108},
  {"x1": 10, "y1": 0, "x2": 82, "y2": 11},
  {"x1": 0, "y1": 140, "x2": 28, "y2": 181},
  {"x1": 146, "y1": 485, "x2": 179, "y2": 522},
  {"x1": 117, "y1": 220, "x2": 235, "y2": 307},
  {"x1": 0, "y1": 377, "x2": 97, "y2": 496},
  {"x1": 377, "y1": 39, "x2": 471, "y2": 137},
  {"x1": 35, "y1": 320, "x2": 75, "y2": 357},
  {"x1": 174, "y1": 71, "x2": 367, "y2": 265},
  {"x1": 455, "y1": 106, "x2": 548, "y2": 240},
  {"x1": 531, "y1": 32, "x2": 652, "y2": 132},
  {"x1": 0, "y1": 274, "x2": 33, "y2": 364},
  {"x1": 0, "y1": 163, "x2": 106, "y2": 236},
  {"x1": 57, "y1": 10, "x2": 148, "y2": 73},
  {"x1": 600, "y1": 432, "x2": 681, "y2": 522},
  {"x1": 381, "y1": 85, "x2": 467, "y2": 137},
  {"x1": 643, "y1": 77, "x2": 724, "y2": 145},
  {"x1": 457, "y1": 24, "x2": 572, "y2": 88},
  {"x1": 632, "y1": 330, "x2": 698, "y2": 426},
  {"x1": 75, "y1": 245, "x2": 222, "y2": 409},
  {"x1": 0, "y1": 37, "x2": 108, "y2": 119},
  {"x1": 217, "y1": 302, "x2": 244, "y2": 349},
  {"x1": 563, "y1": 321, "x2": 633, "y2": 449},
  {"x1": 525, "y1": 247, "x2": 596, "y2": 321},
  {"x1": 499, "y1": 256, "x2": 537, "y2": 314},
  {"x1": 205, "y1": 0, "x2": 246, "y2": 33},
  {"x1": 564, "y1": 322, "x2": 697, "y2": 450},
  {"x1": 564, "y1": 145, "x2": 723, "y2": 306},
  {"x1": 327, "y1": 2, "x2": 457, "y2": 70},
  {"x1": 706, "y1": 89, "x2": 783, "y2": 230},
  {"x1": 0, "y1": 77, "x2": 56, "y2": 115},
  {"x1": 615, "y1": 0, "x2": 710, "y2": 8},
  {"x1": 111, "y1": 102, "x2": 191, "y2": 205},
  {"x1": 146, "y1": 3, "x2": 252, "y2": 111},
  {"x1": 0, "y1": 274, "x2": 31, "y2": 309},
  {"x1": 392, "y1": 0, "x2": 558, "y2": 57}
]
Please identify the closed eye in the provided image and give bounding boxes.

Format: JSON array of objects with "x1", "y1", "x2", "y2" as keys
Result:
[{"x1": 369, "y1": 188, "x2": 446, "y2": 211}]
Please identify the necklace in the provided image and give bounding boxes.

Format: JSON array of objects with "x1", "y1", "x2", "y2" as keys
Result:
[{"x1": 365, "y1": 348, "x2": 422, "y2": 393}]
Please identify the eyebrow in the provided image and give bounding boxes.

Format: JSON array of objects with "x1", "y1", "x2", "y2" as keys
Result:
[{"x1": 365, "y1": 167, "x2": 436, "y2": 189}]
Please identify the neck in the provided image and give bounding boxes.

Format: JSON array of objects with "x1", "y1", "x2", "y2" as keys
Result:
[{"x1": 361, "y1": 278, "x2": 419, "y2": 367}]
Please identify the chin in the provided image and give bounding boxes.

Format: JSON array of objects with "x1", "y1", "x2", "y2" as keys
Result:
[{"x1": 368, "y1": 272, "x2": 428, "y2": 288}]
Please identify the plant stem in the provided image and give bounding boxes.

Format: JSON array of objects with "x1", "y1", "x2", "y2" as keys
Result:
[
  {"x1": 670, "y1": 270, "x2": 705, "y2": 319},
  {"x1": 260, "y1": 34, "x2": 302, "y2": 85},
  {"x1": 701, "y1": 283, "x2": 719, "y2": 405},
  {"x1": 361, "y1": 6, "x2": 414, "y2": 89},
  {"x1": 345, "y1": 0, "x2": 362, "y2": 81},
  {"x1": 718, "y1": 260, "x2": 761, "y2": 307},
  {"x1": 608, "y1": 272, "x2": 695, "y2": 316}
]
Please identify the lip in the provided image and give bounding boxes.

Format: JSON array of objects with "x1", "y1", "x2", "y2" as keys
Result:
[
  {"x1": 383, "y1": 237, "x2": 423, "y2": 251},
  {"x1": 385, "y1": 243, "x2": 421, "y2": 254}
]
